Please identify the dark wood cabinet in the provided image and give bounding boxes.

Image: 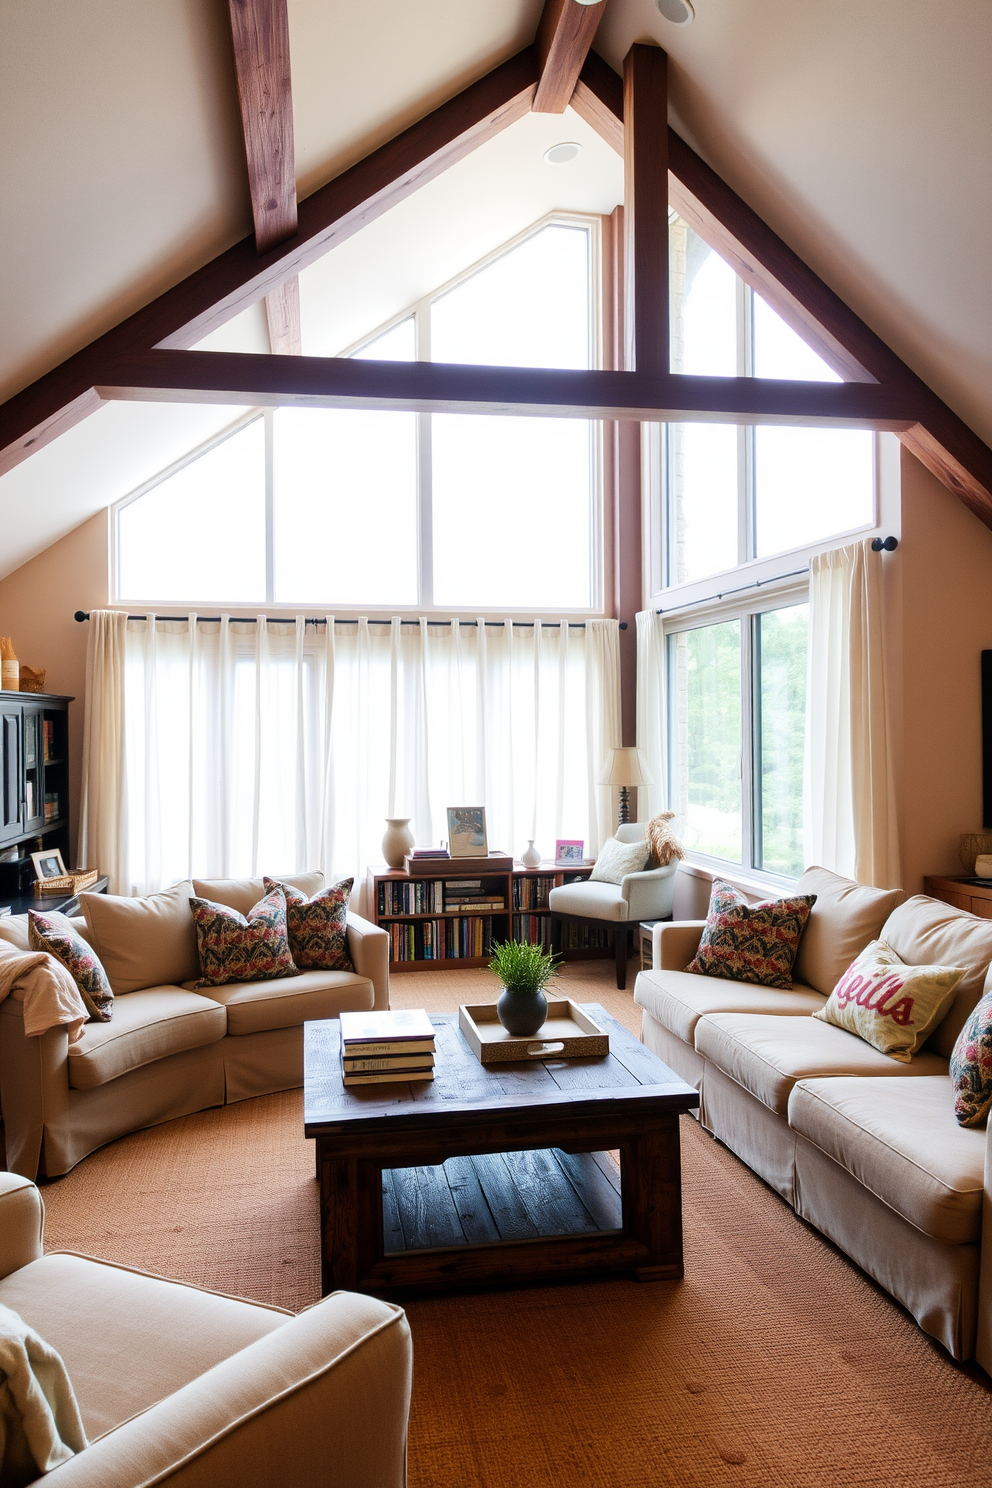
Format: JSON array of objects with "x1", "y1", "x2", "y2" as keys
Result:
[{"x1": 0, "y1": 692, "x2": 73, "y2": 884}]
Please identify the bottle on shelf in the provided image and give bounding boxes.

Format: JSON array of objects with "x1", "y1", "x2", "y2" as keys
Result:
[{"x1": 1, "y1": 637, "x2": 19, "y2": 692}]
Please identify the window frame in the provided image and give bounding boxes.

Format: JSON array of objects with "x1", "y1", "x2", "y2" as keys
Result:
[{"x1": 112, "y1": 213, "x2": 607, "y2": 619}]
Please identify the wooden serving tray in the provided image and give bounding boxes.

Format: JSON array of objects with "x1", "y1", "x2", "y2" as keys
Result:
[{"x1": 458, "y1": 998, "x2": 609, "y2": 1064}]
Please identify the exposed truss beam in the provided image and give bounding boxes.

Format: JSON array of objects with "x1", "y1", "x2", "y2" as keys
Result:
[
  {"x1": 623, "y1": 45, "x2": 668, "y2": 375},
  {"x1": 227, "y1": 0, "x2": 297, "y2": 254},
  {"x1": 533, "y1": 0, "x2": 607, "y2": 113},
  {"x1": 0, "y1": 47, "x2": 539, "y2": 477},
  {"x1": 95, "y1": 350, "x2": 918, "y2": 428},
  {"x1": 570, "y1": 51, "x2": 992, "y2": 525},
  {"x1": 264, "y1": 277, "x2": 302, "y2": 356}
]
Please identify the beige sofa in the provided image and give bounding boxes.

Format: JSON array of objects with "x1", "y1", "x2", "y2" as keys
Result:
[
  {"x1": 634, "y1": 866, "x2": 992, "y2": 1367},
  {"x1": 0, "y1": 1170, "x2": 411, "y2": 1487},
  {"x1": 0, "y1": 873, "x2": 388, "y2": 1180}
]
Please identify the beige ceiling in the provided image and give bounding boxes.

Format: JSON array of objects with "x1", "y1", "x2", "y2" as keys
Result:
[{"x1": 1, "y1": 0, "x2": 990, "y2": 574}]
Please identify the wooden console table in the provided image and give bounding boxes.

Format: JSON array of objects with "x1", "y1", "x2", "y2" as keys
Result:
[{"x1": 924, "y1": 875, "x2": 992, "y2": 918}]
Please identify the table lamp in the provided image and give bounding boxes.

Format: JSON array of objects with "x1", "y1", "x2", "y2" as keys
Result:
[{"x1": 599, "y1": 747, "x2": 654, "y2": 828}]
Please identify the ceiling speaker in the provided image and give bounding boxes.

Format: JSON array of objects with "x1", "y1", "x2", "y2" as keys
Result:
[{"x1": 656, "y1": 0, "x2": 695, "y2": 22}]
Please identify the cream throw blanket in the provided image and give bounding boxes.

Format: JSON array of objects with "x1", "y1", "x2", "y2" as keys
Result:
[
  {"x1": 0, "y1": 1301, "x2": 87, "y2": 1484},
  {"x1": 0, "y1": 943, "x2": 88, "y2": 1043}
]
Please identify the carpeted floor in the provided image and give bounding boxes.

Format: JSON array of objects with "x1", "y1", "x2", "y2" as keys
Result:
[{"x1": 40, "y1": 960, "x2": 992, "y2": 1487}]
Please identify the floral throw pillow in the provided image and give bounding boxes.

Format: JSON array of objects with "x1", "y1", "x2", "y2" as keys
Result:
[
  {"x1": 949, "y1": 990, "x2": 992, "y2": 1126},
  {"x1": 191, "y1": 884, "x2": 299, "y2": 989},
  {"x1": 813, "y1": 940, "x2": 965, "y2": 1063},
  {"x1": 686, "y1": 880, "x2": 816, "y2": 990},
  {"x1": 28, "y1": 910, "x2": 113, "y2": 1023},
  {"x1": 265, "y1": 877, "x2": 354, "y2": 971}
]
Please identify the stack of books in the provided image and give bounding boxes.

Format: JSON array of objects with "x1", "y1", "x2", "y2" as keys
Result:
[
  {"x1": 339, "y1": 1008, "x2": 436, "y2": 1086},
  {"x1": 443, "y1": 880, "x2": 506, "y2": 912}
]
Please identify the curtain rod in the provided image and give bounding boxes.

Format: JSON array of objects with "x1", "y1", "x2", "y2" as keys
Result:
[
  {"x1": 73, "y1": 611, "x2": 627, "y2": 631},
  {"x1": 654, "y1": 537, "x2": 898, "y2": 616}
]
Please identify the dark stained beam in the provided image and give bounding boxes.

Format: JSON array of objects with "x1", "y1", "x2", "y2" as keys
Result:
[
  {"x1": 264, "y1": 276, "x2": 302, "y2": 355},
  {"x1": 227, "y1": 0, "x2": 297, "y2": 255},
  {"x1": 95, "y1": 350, "x2": 919, "y2": 428},
  {"x1": 533, "y1": 0, "x2": 607, "y2": 114},
  {"x1": 0, "y1": 47, "x2": 540, "y2": 477},
  {"x1": 571, "y1": 50, "x2": 992, "y2": 524},
  {"x1": 623, "y1": 45, "x2": 668, "y2": 375}
]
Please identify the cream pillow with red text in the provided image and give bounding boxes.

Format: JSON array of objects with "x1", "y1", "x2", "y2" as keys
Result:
[{"x1": 813, "y1": 939, "x2": 965, "y2": 1062}]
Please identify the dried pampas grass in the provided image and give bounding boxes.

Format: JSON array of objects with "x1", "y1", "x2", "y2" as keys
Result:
[{"x1": 646, "y1": 812, "x2": 685, "y2": 867}]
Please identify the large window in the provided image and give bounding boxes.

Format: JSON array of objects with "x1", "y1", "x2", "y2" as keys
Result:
[
  {"x1": 670, "y1": 600, "x2": 808, "y2": 880},
  {"x1": 115, "y1": 217, "x2": 602, "y2": 613}
]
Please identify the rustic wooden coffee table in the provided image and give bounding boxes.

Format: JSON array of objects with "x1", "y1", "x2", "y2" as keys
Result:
[{"x1": 304, "y1": 1004, "x2": 698, "y2": 1297}]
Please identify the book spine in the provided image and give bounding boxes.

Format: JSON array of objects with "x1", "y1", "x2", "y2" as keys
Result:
[
  {"x1": 343, "y1": 1054, "x2": 437, "y2": 1072},
  {"x1": 343, "y1": 1068, "x2": 435, "y2": 1086},
  {"x1": 342, "y1": 1041, "x2": 436, "y2": 1057}
]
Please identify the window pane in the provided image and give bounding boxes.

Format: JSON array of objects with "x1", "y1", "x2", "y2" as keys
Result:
[
  {"x1": 353, "y1": 317, "x2": 416, "y2": 361},
  {"x1": 755, "y1": 605, "x2": 808, "y2": 877},
  {"x1": 432, "y1": 415, "x2": 592, "y2": 608},
  {"x1": 118, "y1": 419, "x2": 266, "y2": 603},
  {"x1": 755, "y1": 427, "x2": 874, "y2": 557},
  {"x1": 668, "y1": 423, "x2": 738, "y2": 585},
  {"x1": 752, "y1": 293, "x2": 839, "y2": 382},
  {"x1": 674, "y1": 621, "x2": 742, "y2": 862},
  {"x1": 431, "y1": 225, "x2": 590, "y2": 369},
  {"x1": 670, "y1": 219, "x2": 736, "y2": 376},
  {"x1": 272, "y1": 408, "x2": 418, "y2": 605}
]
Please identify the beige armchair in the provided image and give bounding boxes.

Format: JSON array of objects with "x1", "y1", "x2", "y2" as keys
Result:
[
  {"x1": 0, "y1": 1172, "x2": 412, "y2": 1487},
  {"x1": 549, "y1": 824, "x2": 678, "y2": 989}
]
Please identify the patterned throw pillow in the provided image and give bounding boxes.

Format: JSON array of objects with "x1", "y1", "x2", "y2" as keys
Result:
[
  {"x1": 190, "y1": 884, "x2": 299, "y2": 989},
  {"x1": 813, "y1": 940, "x2": 965, "y2": 1062},
  {"x1": 948, "y1": 991, "x2": 992, "y2": 1125},
  {"x1": 28, "y1": 910, "x2": 113, "y2": 1023},
  {"x1": 264, "y1": 876, "x2": 355, "y2": 971},
  {"x1": 686, "y1": 879, "x2": 816, "y2": 990}
]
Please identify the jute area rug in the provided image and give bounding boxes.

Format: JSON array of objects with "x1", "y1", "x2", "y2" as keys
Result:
[{"x1": 40, "y1": 961, "x2": 992, "y2": 1487}]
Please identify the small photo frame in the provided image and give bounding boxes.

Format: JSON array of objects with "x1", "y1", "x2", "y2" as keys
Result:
[
  {"x1": 555, "y1": 839, "x2": 585, "y2": 866},
  {"x1": 447, "y1": 806, "x2": 488, "y2": 858},
  {"x1": 32, "y1": 848, "x2": 66, "y2": 882}
]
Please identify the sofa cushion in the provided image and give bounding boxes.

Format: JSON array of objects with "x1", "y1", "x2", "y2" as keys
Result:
[
  {"x1": 880, "y1": 895, "x2": 992, "y2": 1057},
  {"x1": 79, "y1": 881, "x2": 199, "y2": 995},
  {"x1": 949, "y1": 989, "x2": 992, "y2": 1127},
  {"x1": 192, "y1": 872, "x2": 325, "y2": 919},
  {"x1": 789, "y1": 1076, "x2": 985, "y2": 1245},
  {"x1": 191, "y1": 885, "x2": 298, "y2": 989},
  {"x1": 812, "y1": 940, "x2": 965, "y2": 1062},
  {"x1": 634, "y1": 968, "x2": 826, "y2": 1046},
  {"x1": 548, "y1": 880, "x2": 628, "y2": 921},
  {"x1": 265, "y1": 876, "x2": 354, "y2": 971},
  {"x1": 0, "y1": 1252, "x2": 288, "y2": 1441},
  {"x1": 200, "y1": 968, "x2": 374, "y2": 1035},
  {"x1": 686, "y1": 880, "x2": 815, "y2": 989},
  {"x1": 791, "y1": 866, "x2": 904, "y2": 996},
  {"x1": 694, "y1": 1012, "x2": 948, "y2": 1117},
  {"x1": 0, "y1": 915, "x2": 31, "y2": 952},
  {"x1": 29, "y1": 910, "x2": 113, "y2": 1023},
  {"x1": 67, "y1": 989, "x2": 226, "y2": 1090}
]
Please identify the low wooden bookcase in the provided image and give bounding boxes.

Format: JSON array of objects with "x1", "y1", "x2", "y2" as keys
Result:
[{"x1": 367, "y1": 860, "x2": 609, "y2": 972}]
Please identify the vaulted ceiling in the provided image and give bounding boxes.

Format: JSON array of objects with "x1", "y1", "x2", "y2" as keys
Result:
[{"x1": 1, "y1": 0, "x2": 990, "y2": 575}]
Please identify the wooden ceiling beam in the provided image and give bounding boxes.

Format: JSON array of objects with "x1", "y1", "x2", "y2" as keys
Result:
[
  {"x1": 623, "y1": 45, "x2": 668, "y2": 375},
  {"x1": 571, "y1": 51, "x2": 992, "y2": 525},
  {"x1": 533, "y1": 0, "x2": 607, "y2": 114},
  {"x1": 95, "y1": 349, "x2": 919, "y2": 428},
  {"x1": 264, "y1": 277, "x2": 302, "y2": 357},
  {"x1": 0, "y1": 47, "x2": 539, "y2": 476}
]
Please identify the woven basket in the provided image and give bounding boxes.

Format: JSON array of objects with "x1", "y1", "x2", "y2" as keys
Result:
[{"x1": 34, "y1": 869, "x2": 99, "y2": 896}]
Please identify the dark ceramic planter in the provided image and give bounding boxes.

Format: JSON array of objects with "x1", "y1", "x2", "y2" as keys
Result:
[{"x1": 496, "y1": 987, "x2": 548, "y2": 1037}]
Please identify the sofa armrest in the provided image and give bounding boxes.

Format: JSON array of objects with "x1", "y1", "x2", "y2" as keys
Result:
[
  {"x1": 976, "y1": 1121, "x2": 992, "y2": 1375},
  {"x1": 43, "y1": 1291, "x2": 412, "y2": 1488},
  {"x1": 0, "y1": 1173, "x2": 44, "y2": 1279},
  {"x1": 653, "y1": 920, "x2": 706, "y2": 971},
  {"x1": 0, "y1": 999, "x2": 70, "y2": 1179},
  {"x1": 346, "y1": 912, "x2": 389, "y2": 1010}
]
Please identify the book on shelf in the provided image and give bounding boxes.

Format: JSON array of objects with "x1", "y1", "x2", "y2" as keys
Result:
[
  {"x1": 405, "y1": 848, "x2": 450, "y2": 863},
  {"x1": 340, "y1": 1007, "x2": 435, "y2": 1050},
  {"x1": 343, "y1": 1051, "x2": 437, "y2": 1073},
  {"x1": 443, "y1": 899, "x2": 505, "y2": 912}
]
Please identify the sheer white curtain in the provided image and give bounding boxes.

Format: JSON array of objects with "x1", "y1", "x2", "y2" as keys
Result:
[
  {"x1": 804, "y1": 541, "x2": 900, "y2": 887},
  {"x1": 85, "y1": 613, "x2": 620, "y2": 895},
  {"x1": 635, "y1": 609, "x2": 669, "y2": 821}
]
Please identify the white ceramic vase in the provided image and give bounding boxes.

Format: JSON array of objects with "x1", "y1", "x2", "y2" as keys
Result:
[
  {"x1": 382, "y1": 817, "x2": 414, "y2": 869},
  {"x1": 521, "y1": 839, "x2": 541, "y2": 868}
]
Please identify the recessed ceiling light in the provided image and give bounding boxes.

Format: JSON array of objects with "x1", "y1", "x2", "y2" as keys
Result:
[
  {"x1": 544, "y1": 142, "x2": 582, "y2": 165},
  {"x1": 656, "y1": 0, "x2": 694, "y2": 22}
]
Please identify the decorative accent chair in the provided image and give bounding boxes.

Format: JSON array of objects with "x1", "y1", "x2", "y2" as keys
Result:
[
  {"x1": 0, "y1": 1171, "x2": 412, "y2": 1487},
  {"x1": 548, "y1": 823, "x2": 678, "y2": 989}
]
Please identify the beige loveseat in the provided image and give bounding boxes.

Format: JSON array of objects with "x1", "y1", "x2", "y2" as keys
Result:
[
  {"x1": 0, "y1": 873, "x2": 388, "y2": 1180},
  {"x1": 0, "y1": 1170, "x2": 411, "y2": 1487},
  {"x1": 634, "y1": 866, "x2": 992, "y2": 1367}
]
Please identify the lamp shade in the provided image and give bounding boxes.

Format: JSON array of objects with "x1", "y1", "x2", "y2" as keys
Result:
[{"x1": 599, "y1": 747, "x2": 654, "y2": 788}]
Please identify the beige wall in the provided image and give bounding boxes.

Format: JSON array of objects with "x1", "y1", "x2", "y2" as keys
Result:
[
  {"x1": 896, "y1": 448, "x2": 992, "y2": 892},
  {"x1": 0, "y1": 511, "x2": 110, "y2": 858}
]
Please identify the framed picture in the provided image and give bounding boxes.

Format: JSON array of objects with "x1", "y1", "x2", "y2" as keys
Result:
[
  {"x1": 31, "y1": 848, "x2": 66, "y2": 882},
  {"x1": 447, "y1": 806, "x2": 488, "y2": 859},
  {"x1": 555, "y1": 839, "x2": 585, "y2": 866}
]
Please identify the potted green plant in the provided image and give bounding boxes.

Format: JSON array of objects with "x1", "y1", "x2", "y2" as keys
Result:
[{"x1": 488, "y1": 939, "x2": 562, "y2": 1036}]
